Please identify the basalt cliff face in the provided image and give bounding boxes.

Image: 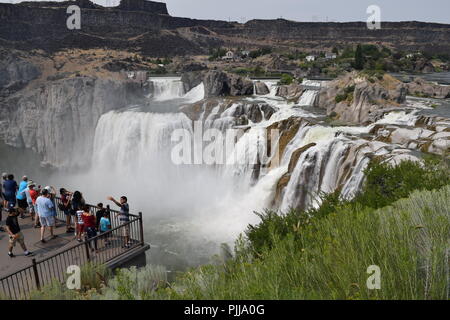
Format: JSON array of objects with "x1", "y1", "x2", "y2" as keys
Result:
[
  {"x1": 1, "y1": 1, "x2": 450, "y2": 56},
  {"x1": 0, "y1": 76, "x2": 146, "y2": 168}
]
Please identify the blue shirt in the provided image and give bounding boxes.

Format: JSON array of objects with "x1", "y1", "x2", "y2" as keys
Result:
[
  {"x1": 119, "y1": 203, "x2": 130, "y2": 222},
  {"x1": 21, "y1": 188, "x2": 32, "y2": 203},
  {"x1": 3, "y1": 180, "x2": 17, "y2": 198},
  {"x1": 100, "y1": 217, "x2": 111, "y2": 232},
  {"x1": 36, "y1": 196, "x2": 55, "y2": 218},
  {"x1": 17, "y1": 181, "x2": 28, "y2": 200}
]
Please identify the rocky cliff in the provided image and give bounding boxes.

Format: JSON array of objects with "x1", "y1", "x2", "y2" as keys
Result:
[
  {"x1": 1, "y1": 1, "x2": 450, "y2": 56},
  {"x1": 317, "y1": 72, "x2": 407, "y2": 124},
  {"x1": 0, "y1": 76, "x2": 146, "y2": 168}
]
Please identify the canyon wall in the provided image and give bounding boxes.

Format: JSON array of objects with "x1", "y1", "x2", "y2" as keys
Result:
[
  {"x1": 0, "y1": 76, "x2": 146, "y2": 168},
  {"x1": 1, "y1": 2, "x2": 450, "y2": 56}
]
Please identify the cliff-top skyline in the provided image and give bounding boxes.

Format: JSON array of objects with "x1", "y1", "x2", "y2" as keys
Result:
[{"x1": 0, "y1": 0, "x2": 450, "y2": 24}]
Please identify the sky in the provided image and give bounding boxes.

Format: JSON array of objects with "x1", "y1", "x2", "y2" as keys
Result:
[{"x1": 1, "y1": 0, "x2": 450, "y2": 24}]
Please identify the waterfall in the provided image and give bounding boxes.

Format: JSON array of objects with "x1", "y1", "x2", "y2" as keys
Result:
[
  {"x1": 150, "y1": 78, "x2": 186, "y2": 101},
  {"x1": 298, "y1": 90, "x2": 318, "y2": 106},
  {"x1": 92, "y1": 110, "x2": 193, "y2": 172},
  {"x1": 81, "y1": 78, "x2": 427, "y2": 264}
]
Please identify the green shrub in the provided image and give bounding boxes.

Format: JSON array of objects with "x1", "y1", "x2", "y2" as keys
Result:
[
  {"x1": 355, "y1": 158, "x2": 450, "y2": 209},
  {"x1": 278, "y1": 74, "x2": 294, "y2": 85}
]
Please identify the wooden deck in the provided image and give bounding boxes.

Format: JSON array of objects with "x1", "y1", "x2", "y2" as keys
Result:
[{"x1": 0, "y1": 207, "x2": 149, "y2": 299}]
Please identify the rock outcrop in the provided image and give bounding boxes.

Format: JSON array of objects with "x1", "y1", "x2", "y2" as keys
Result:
[
  {"x1": 181, "y1": 71, "x2": 254, "y2": 98},
  {"x1": 276, "y1": 84, "x2": 305, "y2": 100},
  {"x1": 317, "y1": 72, "x2": 407, "y2": 124},
  {"x1": 180, "y1": 71, "x2": 204, "y2": 93},
  {"x1": 180, "y1": 97, "x2": 275, "y2": 126},
  {"x1": 117, "y1": 0, "x2": 169, "y2": 14},
  {"x1": 0, "y1": 53, "x2": 41, "y2": 97},
  {"x1": 405, "y1": 77, "x2": 450, "y2": 99},
  {"x1": 254, "y1": 81, "x2": 270, "y2": 95},
  {"x1": 0, "y1": 77, "x2": 146, "y2": 168}
]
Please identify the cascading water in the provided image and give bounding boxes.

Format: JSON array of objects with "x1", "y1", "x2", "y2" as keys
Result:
[
  {"x1": 54, "y1": 77, "x2": 427, "y2": 270},
  {"x1": 298, "y1": 90, "x2": 319, "y2": 106},
  {"x1": 150, "y1": 77, "x2": 186, "y2": 101}
]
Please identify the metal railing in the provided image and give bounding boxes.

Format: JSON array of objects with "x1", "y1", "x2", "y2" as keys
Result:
[{"x1": 0, "y1": 197, "x2": 145, "y2": 300}]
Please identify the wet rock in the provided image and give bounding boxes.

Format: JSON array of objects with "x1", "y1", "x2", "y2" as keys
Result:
[
  {"x1": 405, "y1": 77, "x2": 450, "y2": 99},
  {"x1": 276, "y1": 84, "x2": 304, "y2": 100},
  {"x1": 181, "y1": 71, "x2": 204, "y2": 93},
  {"x1": 254, "y1": 81, "x2": 270, "y2": 95},
  {"x1": 202, "y1": 70, "x2": 254, "y2": 97}
]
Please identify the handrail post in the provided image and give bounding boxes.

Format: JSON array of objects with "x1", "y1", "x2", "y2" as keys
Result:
[
  {"x1": 31, "y1": 258, "x2": 40, "y2": 290},
  {"x1": 84, "y1": 240, "x2": 91, "y2": 262},
  {"x1": 139, "y1": 212, "x2": 144, "y2": 245}
]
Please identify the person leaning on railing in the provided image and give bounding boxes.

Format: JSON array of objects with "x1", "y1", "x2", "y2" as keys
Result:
[{"x1": 107, "y1": 195, "x2": 131, "y2": 248}]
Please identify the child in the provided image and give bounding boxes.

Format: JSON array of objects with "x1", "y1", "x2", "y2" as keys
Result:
[
  {"x1": 75, "y1": 208, "x2": 85, "y2": 242},
  {"x1": 99, "y1": 211, "x2": 111, "y2": 246},
  {"x1": 95, "y1": 203, "x2": 106, "y2": 231},
  {"x1": 82, "y1": 205, "x2": 97, "y2": 252}
]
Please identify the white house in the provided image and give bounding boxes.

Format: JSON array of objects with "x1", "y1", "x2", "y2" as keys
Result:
[
  {"x1": 223, "y1": 50, "x2": 235, "y2": 60},
  {"x1": 325, "y1": 52, "x2": 337, "y2": 60},
  {"x1": 241, "y1": 50, "x2": 250, "y2": 58},
  {"x1": 306, "y1": 55, "x2": 316, "y2": 62}
]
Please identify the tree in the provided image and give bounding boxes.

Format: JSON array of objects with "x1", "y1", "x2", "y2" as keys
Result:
[{"x1": 354, "y1": 44, "x2": 365, "y2": 70}]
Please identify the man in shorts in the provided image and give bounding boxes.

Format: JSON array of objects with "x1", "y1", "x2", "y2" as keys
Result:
[
  {"x1": 108, "y1": 195, "x2": 131, "y2": 248},
  {"x1": 5, "y1": 206, "x2": 33, "y2": 258},
  {"x1": 36, "y1": 189, "x2": 57, "y2": 243}
]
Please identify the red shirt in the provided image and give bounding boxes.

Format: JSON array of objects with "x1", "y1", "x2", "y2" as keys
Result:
[
  {"x1": 82, "y1": 214, "x2": 95, "y2": 228},
  {"x1": 29, "y1": 189, "x2": 39, "y2": 204}
]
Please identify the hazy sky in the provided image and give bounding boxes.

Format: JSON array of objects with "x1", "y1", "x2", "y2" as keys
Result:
[{"x1": 2, "y1": 0, "x2": 450, "y2": 24}]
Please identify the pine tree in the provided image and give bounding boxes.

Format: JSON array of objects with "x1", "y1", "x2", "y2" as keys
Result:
[{"x1": 354, "y1": 45, "x2": 365, "y2": 70}]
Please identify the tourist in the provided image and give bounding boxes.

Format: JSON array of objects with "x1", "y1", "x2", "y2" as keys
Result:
[
  {"x1": 95, "y1": 203, "x2": 106, "y2": 231},
  {"x1": 36, "y1": 189, "x2": 57, "y2": 243},
  {"x1": 5, "y1": 206, "x2": 33, "y2": 258},
  {"x1": 108, "y1": 195, "x2": 130, "y2": 248},
  {"x1": 82, "y1": 205, "x2": 98, "y2": 252},
  {"x1": 30, "y1": 184, "x2": 41, "y2": 228},
  {"x1": 21, "y1": 181, "x2": 36, "y2": 222},
  {"x1": 1, "y1": 172, "x2": 7, "y2": 208},
  {"x1": 60, "y1": 188, "x2": 74, "y2": 233},
  {"x1": 44, "y1": 186, "x2": 57, "y2": 228},
  {"x1": 0, "y1": 172, "x2": 6, "y2": 232},
  {"x1": 3, "y1": 174, "x2": 18, "y2": 209},
  {"x1": 75, "y1": 206, "x2": 85, "y2": 242},
  {"x1": 16, "y1": 176, "x2": 29, "y2": 219},
  {"x1": 99, "y1": 210, "x2": 111, "y2": 246},
  {"x1": 72, "y1": 191, "x2": 85, "y2": 238}
]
